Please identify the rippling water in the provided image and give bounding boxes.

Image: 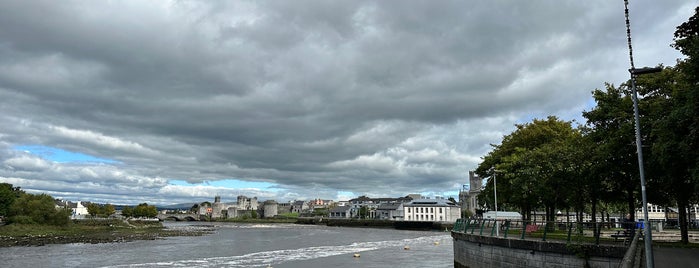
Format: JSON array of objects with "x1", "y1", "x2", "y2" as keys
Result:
[{"x1": 0, "y1": 222, "x2": 453, "y2": 268}]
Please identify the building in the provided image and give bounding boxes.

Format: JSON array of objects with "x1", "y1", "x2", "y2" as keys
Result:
[
  {"x1": 348, "y1": 196, "x2": 412, "y2": 219},
  {"x1": 55, "y1": 200, "x2": 89, "y2": 219},
  {"x1": 376, "y1": 203, "x2": 405, "y2": 220},
  {"x1": 202, "y1": 195, "x2": 259, "y2": 219},
  {"x1": 262, "y1": 200, "x2": 278, "y2": 218},
  {"x1": 459, "y1": 171, "x2": 482, "y2": 217},
  {"x1": 329, "y1": 206, "x2": 352, "y2": 218},
  {"x1": 403, "y1": 198, "x2": 461, "y2": 222},
  {"x1": 291, "y1": 200, "x2": 309, "y2": 214}
]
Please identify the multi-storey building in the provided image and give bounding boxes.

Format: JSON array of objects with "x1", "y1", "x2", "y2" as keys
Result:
[{"x1": 403, "y1": 198, "x2": 461, "y2": 222}]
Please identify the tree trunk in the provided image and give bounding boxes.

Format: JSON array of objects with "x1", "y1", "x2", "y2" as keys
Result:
[
  {"x1": 678, "y1": 201, "x2": 689, "y2": 244},
  {"x1": 627, "y1": 187, "x2": 636, "y2": 221},
  {"x1": 591, "y1": 198, "x2": 597, "y2": 222}
]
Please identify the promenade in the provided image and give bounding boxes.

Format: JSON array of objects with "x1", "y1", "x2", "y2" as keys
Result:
[
  {"x1": 642, "y1": 229, "x2": 699, "y2": 268},
  {"x1": 655, "y1": 247, "x2": 699, "y2": 268}
]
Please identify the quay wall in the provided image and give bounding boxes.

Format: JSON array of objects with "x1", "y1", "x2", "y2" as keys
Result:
[{"x1": 452, "y1": 232, "x2": 626, "y2": 268}]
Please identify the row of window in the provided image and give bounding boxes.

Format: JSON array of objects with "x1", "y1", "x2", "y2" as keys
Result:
[
  {"x1": 406, "y1": 215, "x2": 444, "y2": 221},
  {"x1": 406, "y1": 207, "x2": 443, "y2": 214}
]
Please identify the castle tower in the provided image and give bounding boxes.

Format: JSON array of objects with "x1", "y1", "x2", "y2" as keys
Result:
[{"x1": 463, "y1": 171, "x2": 482, "y2": 217}]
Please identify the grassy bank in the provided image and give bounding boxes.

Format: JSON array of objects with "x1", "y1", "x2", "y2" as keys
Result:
[{"x1": 0, "y1": 219, "x2": 209, "y2": 247}]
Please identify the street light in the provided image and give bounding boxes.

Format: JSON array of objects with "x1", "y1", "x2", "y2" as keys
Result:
[
  {"x1": 491, "y1": 168, "x2": 500, "y2": 237},
  {"x1": 624, "y1": 1, "x2": 662, "y2": 267},
  {"x1": 629, "y1": 65, "x2": 660, "y2": 268}
]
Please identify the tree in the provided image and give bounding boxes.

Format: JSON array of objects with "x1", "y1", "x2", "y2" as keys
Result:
[
  {"x1": 359, "y1": 206, "x2": 368, "y2": 219},
  {"x1": 0, "y1": 183, "x2": 23, "y2": 217},
  {"x1": 103, "y1": 204, "x2": 115, "y2": 217},
  {"x1": 8, "y1": 193, "x2": 70, "y2": 226},
  {"x1": 87, "y1": 203, "x2": 101, "y2": 217},
  {"x1": 132, "y1": 203, "x2": 157, "y2": 218},
  {"x1": 121, "y1": 206, "x2": 133, "y2": 218},
  {"x1": 583, "y1": 84, "x2": 640, "y2": 221},
  {"x1": 476, "y1": 116, "x2": 580, "y2": 224}
]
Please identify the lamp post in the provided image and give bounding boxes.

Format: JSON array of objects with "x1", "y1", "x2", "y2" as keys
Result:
[
  {"x1": 629, "y1": 66, "x2": 660, "y2": 268},
  {"x1": 490, "y1": 168, "x2": 500, "y2": 237},
  {"x1": 624, "y1": 1, "x2": 662, "y2": 267},
  {"x1": 494, "y1": 171, "x2": 498, "y2": 237}
]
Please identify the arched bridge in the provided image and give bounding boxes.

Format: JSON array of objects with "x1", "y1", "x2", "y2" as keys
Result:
[{"x1": 157, "y1": 213, "x2": 200, "y2": 221}]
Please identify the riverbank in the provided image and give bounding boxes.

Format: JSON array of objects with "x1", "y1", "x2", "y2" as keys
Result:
[{"x1": 0, "y1": 219, "x2": 212, "y2": 247}]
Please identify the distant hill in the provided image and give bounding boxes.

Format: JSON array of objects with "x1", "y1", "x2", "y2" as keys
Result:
[
  {"x1": 108, "y1": 203, "x2": 196, "y2": 211},
  {"x1": 157, "y1": 203, "x2": 197, "y2": 210}
]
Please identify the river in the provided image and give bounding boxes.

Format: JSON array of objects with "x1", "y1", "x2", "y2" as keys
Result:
[{"x1": 0, "y1": 222, "x2": 453, "y2": 268}]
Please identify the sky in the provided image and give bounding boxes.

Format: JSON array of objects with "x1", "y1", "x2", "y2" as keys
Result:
[{"x1": 0, "y1": 1, "x2": 696, "y2": 206}]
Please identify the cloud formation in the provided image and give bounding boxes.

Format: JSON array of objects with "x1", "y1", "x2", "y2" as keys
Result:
[{"x1": 0, "y1": 0, "x2": 693, "y2": 205}]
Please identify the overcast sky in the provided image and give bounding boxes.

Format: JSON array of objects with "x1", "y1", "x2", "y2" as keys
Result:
[{"x1": 0, "y1": 1, "x2": 695, "y2": 206}]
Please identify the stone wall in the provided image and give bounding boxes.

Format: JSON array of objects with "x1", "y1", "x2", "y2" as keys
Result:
[{"x1": 452, "y1": 232, "x2": 626, "y2": 268}]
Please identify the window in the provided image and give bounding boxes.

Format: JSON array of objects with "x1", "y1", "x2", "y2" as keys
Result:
[
  {"x1": 439, "y1": 208, "x2": 442, "y2": 213},
  {"x1": 430, "y1": 208, "x2": 434, "y2": 213},
  {"x1": 408, "y1": 208, "x2": 411, "y2": 213}
]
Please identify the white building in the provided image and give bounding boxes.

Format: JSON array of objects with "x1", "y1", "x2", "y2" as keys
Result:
[
  {"x1": 483, "y1": 211, "x2": 522, "y2": 221},
  {"x1": 403, "y1": 198, "x2": 461, "y2": 222}
]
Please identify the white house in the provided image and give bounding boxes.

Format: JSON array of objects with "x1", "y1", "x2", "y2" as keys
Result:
[{"x1": 403, "y1": 198, "x2": 461, "y2": 222}]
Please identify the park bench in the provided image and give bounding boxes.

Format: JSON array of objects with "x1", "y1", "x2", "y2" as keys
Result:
[{"x1": 611, "y1": 229, "x2": 633, "y2": 242}]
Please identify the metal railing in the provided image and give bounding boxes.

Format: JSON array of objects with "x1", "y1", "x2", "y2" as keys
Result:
[{"x1": 452, "y1": 218, "x2": 641, "y2": 245}]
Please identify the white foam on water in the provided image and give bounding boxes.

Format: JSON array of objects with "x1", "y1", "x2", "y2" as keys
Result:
[{"x1": 100, "y1": 234, "x2": 449, "y2": 268}]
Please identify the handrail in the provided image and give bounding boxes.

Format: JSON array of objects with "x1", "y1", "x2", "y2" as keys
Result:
[
  {"x1": 617, "y1": 227, "x2": 643, "y2": 268},
  {"x1": 452, "y1": 218, "x2": 641, "y2": 245}
]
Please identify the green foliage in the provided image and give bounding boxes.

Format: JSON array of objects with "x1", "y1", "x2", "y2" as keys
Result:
[
  {"x1": 477, "y1": 116, "x2": 584, "y2": 222},
  {"x1": 87, "y1": 203, "x2": 101, "y2": 217},
  {"x1": 250, "y1": 210, "x2": 258, "y2": 219},
  {"x1": 7, "y1": 192, "x2": 70, "y2": 226},
  {"x1": 312, "y1": 208, "x2": 328, "y2": 217},
  {"x1": 359, "y1": 206, "x2": 368, "y2": 219},
  {"x1": 87, "y1": 203, "x2": 116, "y2": 217},
  {"x1": 130, "y1": 203, "x2": 158, "y2": 218},
  {"x1": 121, "y1": 206, "x2": 133, "y2": 218},
  {"x1": 0, "y1": 183, "x2": 23, "y2": 217},
  {"x1": 103, "y1": 204, "x2": 115, "y2": 216}
]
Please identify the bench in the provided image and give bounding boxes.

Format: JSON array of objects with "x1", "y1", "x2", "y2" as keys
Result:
[
  {"x1": 525, "y1": 224, "x2": 538, "y2": 233},
  {"x1": 611, "y1": 230, "x2": 633, "y2": 241}
]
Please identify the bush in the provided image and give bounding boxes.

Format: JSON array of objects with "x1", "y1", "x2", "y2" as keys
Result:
[{"x1": 8, "y1": 193, "x2": 70, "y2": 226}]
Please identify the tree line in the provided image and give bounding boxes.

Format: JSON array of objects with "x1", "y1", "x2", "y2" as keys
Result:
[
  {"x1": 0, "y1": 183, "x2": 71, "y2": 226},
  {"x1": 475, "y1": 7, "x2": 699, "y2": 244},
  {"x1": 1, "y1": 182, "x2": 159, "y2": 226}
]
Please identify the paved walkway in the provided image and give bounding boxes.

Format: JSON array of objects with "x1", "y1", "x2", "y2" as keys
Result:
[{"x1": 654, "y1": 247, "x2": 699, "y2": 268}]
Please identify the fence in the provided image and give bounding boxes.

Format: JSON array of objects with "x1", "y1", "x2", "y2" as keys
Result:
[{"x1": 452, "y1": 218, "x2": 640, "y2": 245}]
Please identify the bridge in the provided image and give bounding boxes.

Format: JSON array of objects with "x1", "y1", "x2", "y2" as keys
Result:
[{"x1": 156, "y1": 213, "x2": 200, "y2": 221}]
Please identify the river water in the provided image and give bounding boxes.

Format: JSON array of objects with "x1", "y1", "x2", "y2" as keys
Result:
[{"x1": 0, "y1": 222, "x2": 453, "y2": 268}]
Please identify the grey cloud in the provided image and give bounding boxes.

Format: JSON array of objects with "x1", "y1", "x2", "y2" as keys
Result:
[{"x1": 0, "y1": 1, "x2": 691, "y2": 204}]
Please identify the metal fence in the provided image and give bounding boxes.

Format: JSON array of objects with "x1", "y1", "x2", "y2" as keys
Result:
[{"x1": 452, "y1": 218, "x2": 641, "y2": 245}]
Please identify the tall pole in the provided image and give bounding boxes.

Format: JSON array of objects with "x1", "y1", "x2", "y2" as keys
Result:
[
  {"x1": 624, "y1": 1, "x2": 655, "y2": 267},
  {"x1": 494, "y1": 170, "x2": 498, "y2": 237}
]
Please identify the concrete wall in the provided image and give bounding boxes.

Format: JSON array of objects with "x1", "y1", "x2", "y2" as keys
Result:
[{"x1": 452, "y1": 232, "x2": 626, "y2": 268}]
